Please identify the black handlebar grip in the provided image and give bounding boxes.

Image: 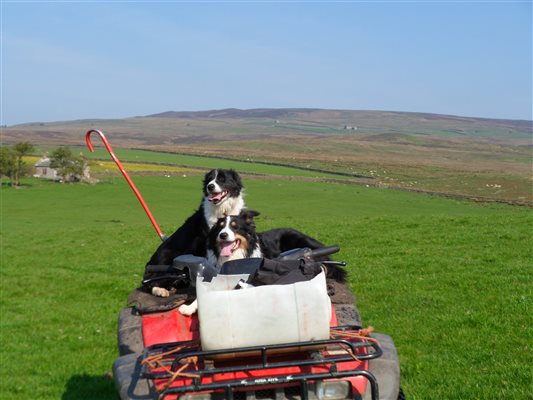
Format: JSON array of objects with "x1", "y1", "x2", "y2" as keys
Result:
[
  {"x1": 145, "y1": 264, "x2": 174, "y2": 273},
  {"x1": 307, "y1": 245, "x2": 340, "y2": 258}
]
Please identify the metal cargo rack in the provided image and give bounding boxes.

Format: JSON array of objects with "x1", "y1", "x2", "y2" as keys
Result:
[{"x1": 141, "y1": 326, "x2": 382, "y2": 400}]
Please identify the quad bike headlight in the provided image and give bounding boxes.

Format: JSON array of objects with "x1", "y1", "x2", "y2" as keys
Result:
[
  {"x1": 315, "y1": 380, "x2": 352, "y2": 399},
  {"x1": 179, "y1": 394, "x2": 212, "y2": 400}
]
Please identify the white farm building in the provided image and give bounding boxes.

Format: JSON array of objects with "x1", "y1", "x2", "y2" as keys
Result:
[
  {"x1": 34, "y1": 157, "x2": 59, "y2": 180},
  {"x1": 34, "y1": 155, "x2": 91, "y2": 182}
]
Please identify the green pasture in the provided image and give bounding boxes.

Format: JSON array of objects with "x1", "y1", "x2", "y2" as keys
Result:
[
  {"x1": 54, "y1": 146, "x2": 351, "y2": 179},
  {"x1": 1, "y1": 176, "x2": 531, "y2": 399}
]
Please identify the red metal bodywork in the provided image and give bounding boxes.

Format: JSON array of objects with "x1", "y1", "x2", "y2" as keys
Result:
[{"x1": 142, "y1": 310, "x2": 200, "y2": 346}]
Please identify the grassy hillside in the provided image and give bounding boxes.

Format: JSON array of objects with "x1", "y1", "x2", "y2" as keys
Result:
[
  {"x1": 1, "y1": 176, "x2": 531, "y2": 399},
  {"x1": 4, "y1": 108, "x2": 531, "y2": 203},
  {"x1": 8, "y1": 109, "x2": 532, "y2": 140}
]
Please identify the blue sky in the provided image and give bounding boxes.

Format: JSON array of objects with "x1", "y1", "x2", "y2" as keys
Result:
[{"x1": 2, "y1": 1, "x2": 531, "y2": 125}]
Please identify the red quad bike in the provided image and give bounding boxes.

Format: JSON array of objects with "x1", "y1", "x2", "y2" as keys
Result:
[{"x1": 85, "y1": 130, "x2": 405, "y2": 400}]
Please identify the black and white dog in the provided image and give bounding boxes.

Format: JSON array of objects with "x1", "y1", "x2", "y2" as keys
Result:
[{"x1": 145, "y1": 169, "x2": 245, "y2": 297}]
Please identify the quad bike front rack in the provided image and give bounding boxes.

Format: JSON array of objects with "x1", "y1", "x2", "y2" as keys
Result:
[{"x1": 140, "y1": 325, "x2": 382, "y2": 400}]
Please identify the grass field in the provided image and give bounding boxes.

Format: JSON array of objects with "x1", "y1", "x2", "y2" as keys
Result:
[
  {"x1": 29, "y1": 146, "x2": 362, "y2": 181},
  {"x1": 67, "y1": 146, "x2": 358, "y2": 179},
  {"x1": 30, "y1": 141, "x2": 532, "y2": 204},
  {"x1": 1, "y1": 175, "x2": 532, "y2": 399}
]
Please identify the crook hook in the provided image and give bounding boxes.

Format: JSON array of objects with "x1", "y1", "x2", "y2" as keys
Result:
[{"x1": 85, "y1": 129, "x2": 167, "y2": 242}]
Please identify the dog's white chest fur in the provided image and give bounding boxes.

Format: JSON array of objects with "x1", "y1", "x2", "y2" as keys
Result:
[{"x1": 202, "y1": 195, "x2": 245, "y2": 227}]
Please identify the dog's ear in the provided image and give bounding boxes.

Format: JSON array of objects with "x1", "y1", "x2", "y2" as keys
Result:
[
  {"x1": 229, "y1": 169, "x2": 243, "y2": 188},
  {"x1": 241, "y1": 209, "x2": 260, "y2": 226}
]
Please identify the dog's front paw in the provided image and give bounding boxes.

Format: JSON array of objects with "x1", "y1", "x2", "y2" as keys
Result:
[
  {"x1": 152, "y1": 287, "x2": 170, "y2": 297},
  {"x1": 178, "y1": 300, "x2": 198, "y2": 316}
]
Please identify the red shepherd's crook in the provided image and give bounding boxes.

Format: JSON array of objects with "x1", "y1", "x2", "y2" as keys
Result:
[{"x1": 85, "y1": 129, "x2": 167, "y2": 242}]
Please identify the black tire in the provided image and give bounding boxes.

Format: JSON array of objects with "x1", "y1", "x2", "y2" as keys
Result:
[
  {"x1": 117, "y1": 307, "x2": 144, "y2": 356},
  {"x1": 361, "y1": 333, "x2": 401, "y2": 400},
  {"x1": 113, "y1": 353, "x2": 157, "y2": 399},
  {"x1": 397, "y1": 387, "x2": 406, "y2": 400}
]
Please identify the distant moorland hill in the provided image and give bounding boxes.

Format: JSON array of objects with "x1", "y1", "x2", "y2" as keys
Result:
[
  {"x1": 6, "y1": 108, "x2": 531, "y2": 144},
  {"x1": 147, "y1": 108, "x2": 531, "y2": 133}
]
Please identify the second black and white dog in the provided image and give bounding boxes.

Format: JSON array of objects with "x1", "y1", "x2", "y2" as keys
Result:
[{"x1": 207, "y1": 209, "x2": 346, "y2": 282}]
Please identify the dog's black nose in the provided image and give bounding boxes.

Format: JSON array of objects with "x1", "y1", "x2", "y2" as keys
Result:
[
  {"x1": 219, "y1": 232, "x2": 228, "y2": 240},
  {"x1": 207, "y1": 183, "x2": 215, "y2": 192}
]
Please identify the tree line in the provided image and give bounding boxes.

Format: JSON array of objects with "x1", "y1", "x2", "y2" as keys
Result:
[{"x1": 0, "y1": 141, "x2": 86, "y2": 186}]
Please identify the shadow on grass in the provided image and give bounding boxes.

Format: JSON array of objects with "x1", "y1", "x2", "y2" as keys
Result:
[
  {"x1": 62, "y1": 374, "x2": 117, "y2": 400},
  {"x1": 1, "y1": 181, "x2": 35, "y2": 188}
]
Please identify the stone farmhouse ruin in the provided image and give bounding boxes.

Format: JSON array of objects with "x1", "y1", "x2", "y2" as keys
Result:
[{"x1": 34, "y1": 155, "x2": 91, "y2": 183}]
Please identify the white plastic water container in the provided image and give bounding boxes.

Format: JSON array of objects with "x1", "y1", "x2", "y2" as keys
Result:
[{"x1": 196, "y1": 272, "x2": 331, "y2": 351}]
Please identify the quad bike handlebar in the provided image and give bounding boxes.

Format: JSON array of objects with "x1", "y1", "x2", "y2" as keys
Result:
[
  {"x1": 277, "y1": 245, "x2": 346, "y2": 266},
  {"x1": 143, "y1": 245, "x2": 345, "y2": 288},
  {"x1": 144, "y1": 255, "x2": 219, "y2": 287}
]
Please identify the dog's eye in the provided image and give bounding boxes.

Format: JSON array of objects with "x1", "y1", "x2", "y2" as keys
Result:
[
  {"x1": 218, "y1": 175, "x2": 225, "y2": 182},
  {"x1": 231, "y1": 221, "x2": 237, "y2": 228},
  {"x1": 219, "y1": 221, "x2": 225, "y2": 227}
]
